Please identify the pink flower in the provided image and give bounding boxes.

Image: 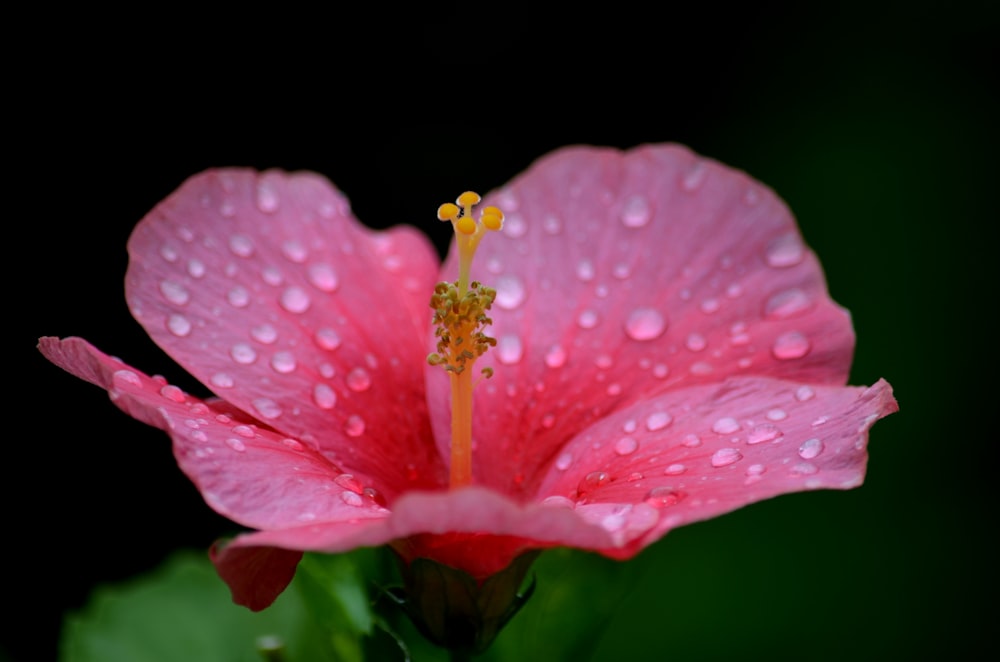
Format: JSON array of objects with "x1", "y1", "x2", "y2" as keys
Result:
[{"x1": 39, "y1": 144, "x2": 896, "y2": 616}]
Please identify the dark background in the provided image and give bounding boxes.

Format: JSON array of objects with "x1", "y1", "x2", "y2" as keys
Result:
[{"x1": 9, "y1": 3, "x2": 996, "y2": 660}]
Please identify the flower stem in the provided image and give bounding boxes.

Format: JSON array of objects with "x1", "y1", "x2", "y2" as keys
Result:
[{"x1": 449, "y1": 369, "x2": 473, "y2": 488}]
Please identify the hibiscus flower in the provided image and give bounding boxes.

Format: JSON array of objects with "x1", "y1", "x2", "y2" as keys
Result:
[{"x1": 39, "y1": 143, "x2": 896, "y2": 651}]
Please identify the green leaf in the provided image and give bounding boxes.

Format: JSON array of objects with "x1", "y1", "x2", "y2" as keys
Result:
[{"x1": 60, "y1": 549, "x2": 373, "y2": 662}]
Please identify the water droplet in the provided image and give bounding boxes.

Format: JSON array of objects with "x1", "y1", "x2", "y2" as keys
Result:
[
  {"x1": 747, "y1": 423, "x2": 783, "y2": 444},
  {"x1": 682, "y1": 433, "x2": 702, "y2": 447},
  {"x1": 281, "y1": 438, "x2": 304, "y2": 451},
  {"x1": 791, "y1": 462, "x2": 819, "y2": 475},
  {"x1": 575, "y1": 259, "x2": 595, "y2": 282},
  {"x1": 225, "y1": 437, "x2": 246, "y2": 452},
  {"x1": 653, "y1": 363, "x2": 669, "y2": 379},
  {"x1": 497, "y1": 334, "x2": 523, "y2": 364},
  {"x1": 229, "y1": 234, "x2": 255, "y2": 257},
  {"x1": 746, "y1": 463, "x2": 767, "y2": 476},
  {"x1": 340, "y1": 491, "x2": 363, "y2": 506},
  {"x1": 344, "y1": 414, "x2": 365, "y2": 437},
  {"x1": 765, "y1": 288, "x2": 813, "y2": 319},
  {"x1": 504, "y1": 212, "x2": 527, "y2": 237},
  {"x1": 681, "y1": 161, "x2": 708, "y2": 191},
  {"x1": 544, "y1": 344, "x2": 567, "y2": 368},
  {"x1": 346, "y1": 367, "x2": 372, "y2": 391},
  {"x1": 256, "y1": 182, "x2": 279, "y2": 212},
  {"x1": 765, "y1": 233, "x2": 805, "y2": 267},
  {"x1": 113, "y1": 369, "x2": 141, "y2": 387},
  {"x1": 189, "y1": 430, "x2": 208, "y2": 442},
  {"x1": 555, "y1": 452, "x2": 573, "y2": 471},
  {"x1": 313, "y1": 383, "x2": 337, "y2": 409},
  {"x1": 577, "y1": 310, "x2": 599, "y2": 329},
  {"x1": 318, "y1": 363, "x2": 335, "y2": 378},
  {"x1": 233, "y1": 425, "x2": 255, "y2": 438},
  {"x1": 685, "y1": 332, "x2": 707, "y2": 352},
  {"x1": 252, "y1": 398, "x2": 282, "y2": 419},
  {"x1": 645, "y1": 411, "x2": 672, "y2": 431},
  {"x1": 624, "y1": 308, "x2": 667, "y2": 341},
  {"x1": 160, "y1": 244, "x2": 179, "y2": 262},
  {"x1": 766, "y1": 408, "x2": 787, "y2": 421},
  {"x1": 270, "y1": 351, "x2": 297, "y2": 373},
  {"x1": 542, "y1": 213, "x2": 562, "y2": 235},
  {"x1": 261, "y1": 266, "x2": 283, "y2": 286},
  {"x1": 494, "y1": 275, "x2": 526, "y2": 309},
  {"x1": 251, "y1": 324, "x2": 278, "y2": 344},
  {"x1": 645, "y1": 487, "x2": 684, "y2": 507},
  {"x1": 280, "y1": 286, "x2": 311, "y2": 313},
  {"x1": 541, "y1": 413, "x2": 556, "y2": 428},
  {"x1": 811, "y1": 415, "x2": 830, "y2": 427},
  {"x1": 664, "y1": 463, "x2": 686, "y2": 475},
  {"x1": 230, "y1": 343, "x2": 257, "y2": 364},
  {"x1": 211, "y1": 372, "x2": 234, "y2": 389},
  {"x1": 711, "y1": 448, "x2": 743, "y2": 467},
  {"x1": 772, "y1": 331, "x2": 811, "y2": 360},
  {"x1": 620, "y1": 194, "x2": 652, "y2": 228},
  {"x1": 159, "y1": 280, "x2": 190, "y2": 306},
  {"x1": 187, "y1": 259, "x2": 206, "y2": 278},
  {"x1": 159, "y1": 384, "x2": 185, "y2": 402},
  {"x1": 700, "y1": 297, "x2": 721, "y2": 314},
  {"x1": 798, "y1": 438, "x2": 824, "y2": 459},
  {"x1": 334, "y1": 473, "x2": 364, "y2": 493},
  {"x1": 796, "y1": 385, "x2": 816, "y2": 401},
  {"x1": 615, "y1": 437, "x2": 639, "y2": 455},
  {"x1": 167, "y1": 314, "x2": 192, "y2": 337},
  {"x1": 307, "y1": 263, "x2": 339, "y2": 292},
  {"x1": 281, "y1": 239, "x2": 307, "y2": 263},
  {"x1": 712, "y1": 417, "x2": 740, "y2": 434},
  {"x1": 541, "y1": 495, "x2": 575, "y2": 509},
  {"x1": 577, "y1": 471, "x2": 611, "y2": 495},
  {"x1": 315, "y1": 327, "x2": 342, "y2": 350}
]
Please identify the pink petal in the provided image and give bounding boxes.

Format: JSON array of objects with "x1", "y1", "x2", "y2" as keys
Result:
[
  {"x1": 209, "y1": 543, "x2": 303, "y2": 612},
  {"x1": 428, "y1": 144, "x2": 857, "y2": 496},
  {"x1": 536, "y1": 376, "x2": 898, "y2": 552},
  {"x1": 124, "y1": 169, "x2": 445, "y2": 496},
  {"x1": 39, "y1": 337, "x2": 393, "y2": 530}
]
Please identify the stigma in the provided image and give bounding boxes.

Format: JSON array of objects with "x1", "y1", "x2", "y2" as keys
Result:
[{"x1": 427, "y1": 192, "x2": 505, "y2": 488}]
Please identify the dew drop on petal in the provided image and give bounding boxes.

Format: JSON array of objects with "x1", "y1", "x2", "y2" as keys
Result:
[
  {"x1": 270, "y1": 351, "x2": 297, "y2": 373},
  {"x1": 796, "y1": 385, "x2": 816, "y2": 401},
  {"x1": 645, "y1": 487, "x2": 684, "y2": 507},
  {"x1": 160, "y1": 384, "x2": 185, "y2": 402},
  {"x1": 313, "y1": 383, "x2": 337, "y2": 409},
  {"x1": 159, "y1": 280, "x2": 190, "y2": 306},
  {"x1": 555, "y1": 452, "x2": 573, "y2": 471},
  {"x1": 504, "y1": 212, "x2": 527, "y2": 238},
  {"x1": 494, "y1": 275, "x2": 526, "y2": 310},
  {"x1": 230, "y1": 343, "x2": 257, "y2": 364},
  {"x1": 187, "y1": 259, "x2": 206, "y2": 278},
  {"x1": 113, "y1": 369, "x2": 141, "y2": 387},
  {"x1": 541, "y1": 495, "x2": 575, "y2": 509},
  {"x1": 765, "y1": 288, "x2": 813, "y2": 319},
  {"x1": 765, "y1": 233, "x2": 805, "y2": 267},
  {"x1": 747, "y1": 423, "x2": 783, "y2": 444},
  {"x1": 233, "y1": 425, "x2": 255, "y2": 438},
  {"x1": 798, "y1": 438, "x2": 825, "y2": 459},
  {"x1": 256, "y1": 182, "x2": 280, "y2": 213},
  {"x1": 307, "y1": 263, "x2": 339, "y2": 292},
  {"x1": 772, "y1": 331, "x2": 811, "y2": 360},
  {"x1": 625, "y1": 308, "x2": 667, "y2": 341},
  {"x1": 664, "y1": 463, "x2": 686, "y2": 475},
  {"x1": 281, "y1": 239, "x2": 308, "y2": 263},
  {"x1": 681, "y1": 161, "x2": 708, "y2": 191},
  {"x1": 614, "y1": 437, "x2": 639, "y2": 456},
  {"x1": 620, "y1": 194, "x2": 652, "y2": 228},
  {"x1": 712, "y1": 417, "x2": 740, "y2": 434},
  {"x1": 334, "y1": 473, "x2": 364, "y2": 493},
  {"x1": 315, "y1": 327, "x2": 342, "y2": 350},
  {"x1": 340, "y1": 491, "x2": 363, "y2": 506},
  {"x1": 252, "y1": 398, "x2": 282, "y2": 420},
  {"x1": 281, "y1": 438, "x2": 303, "y2": 451},
  {"x1": 746, "y1": 463, "x2": 767, "y2": 476},
  {"x1": 251, "y1": 324, "x2": 278, "y2": 344},
  {"x1": 711, "y1": 448, "x2": 743, "y2": 467},
  {"x1": 577, "y1": 310, "x2": 599, "y2": 329},
  {"x1": 645, "y1": 411, "x2": 672, "y2": 431},
  {"x1": 346, "y1": 367, "x2": 372, "y2": 392},
  {"x1": 544, "y1": 344, "x2": 567, "y2": 368},
  {"x1": 227, "y1": 286, "x2": 250, "y2": 308},
  {"x1": 542, "y1": 213, "x2": 562, "y2": 235},
  {"x1": 211, "y1": 372, "x2": 234, "y2": 389},
  {"x1": 280, "y1": 287, "x2": 311, "y2": 313},
  {"x1": 577, "y1": 471, "x2": 611, "y2": 495},
  {"x1": 167, "y1": 314, "x2": 192, "y2": 337},
  {"x1": 685, "y1": 332, "x2": 707, "y2": 352},
  {"x1": 229, "y1": 234, "x2": 255, "y2": 257},
  {"x1": 160, "y1": 244, "x2": 179, "y2": 263},
  {"x1": 344, "y1": 414, "x2": 365, "y2": 437},
  {"x1": 261, "y1": 266, "x2": 283, "y2": 286},
  {"x1": 225, "y1": 438, "x2": 246, "y2": 452},
  {"x1": 653, "y1": 363, "x2": 670, "y2": 379},
  {"x1": 682, "y1": 433, "x2": 702, "y2": 447},
  {"x1": 766, "y1": 408, "x2": 788, "y2": 421},
  {"x1": 576, "y1": 259, "x2": 595, "y2": 282},
  {"x1": 497, "y1": 334, "x2": 523, "y2": 364}
]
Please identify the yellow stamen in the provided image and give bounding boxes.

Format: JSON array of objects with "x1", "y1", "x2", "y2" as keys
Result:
[{"x1": 428, "y1": 191, "x2": 505, "y2": 488}]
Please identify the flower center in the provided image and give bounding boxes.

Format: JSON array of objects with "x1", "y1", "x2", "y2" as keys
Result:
[{"x1": 427, "y1": 192, "x2": 505, "y2": 488}]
